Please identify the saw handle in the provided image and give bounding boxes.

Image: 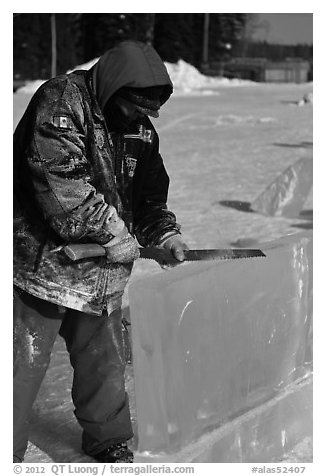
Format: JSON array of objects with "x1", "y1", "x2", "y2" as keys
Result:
[{"x1": 63, "y1": 243, "x2": 106, "y2": 261}]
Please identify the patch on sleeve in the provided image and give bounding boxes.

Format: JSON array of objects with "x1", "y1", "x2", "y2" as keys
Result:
[{"x1": 53, "y1": 115, "x2": 71, "y2": 129}]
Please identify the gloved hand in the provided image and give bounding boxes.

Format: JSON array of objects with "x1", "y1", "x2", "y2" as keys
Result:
[
  {"x1": 101, "y1": 206, "x2": 139, "y2": 263},
  {"x1": 72, "y1": 199, "x2": 139, "y2": 263},
  {"x1": 157, "y1": 233, "x2": 189, "y2": 266},
  {"x1": 103, "y1": 231, "x2": 140, "y2": 263}
]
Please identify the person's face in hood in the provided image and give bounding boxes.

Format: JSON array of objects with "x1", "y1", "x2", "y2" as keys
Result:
[
  {"x1": 104, "y1": 95, "x2": 145, "y2": 133},
  {"x1": 92, "y1": 41, "x2": 173, "y2": 124},
  {"x1": 104, "y1": 86, "x2": 163, "y2": 133}
]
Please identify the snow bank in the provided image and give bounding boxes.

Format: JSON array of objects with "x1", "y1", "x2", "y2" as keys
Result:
[
  {"x1": 16, "y1": 79, "x2": 47, "y2": 94},
  {"x1": 15, "y1": 58, "x2": 254, "y2": 95},
  {"x1": 66, "y1": 58, "x2": 99, "y2": 74},
  {"x1": 165, "y1": 59, "x2": 254, "y2": 94}
]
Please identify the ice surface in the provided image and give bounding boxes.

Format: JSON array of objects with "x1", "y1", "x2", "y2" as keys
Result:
[
  {"x1": 134, "y1": 376, "x2": 312, "y2": 463},
  {"x1": 129, "y1": 231, "x2": 312, "y2": 457}
]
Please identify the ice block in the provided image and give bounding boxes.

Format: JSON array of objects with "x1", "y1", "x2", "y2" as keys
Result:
[
  {"x1": 129, "y1": 231, "x2": 312, "y2": 460},
  {"x1": 251, "y1": 157, "x2": 313, "y2": 217}
]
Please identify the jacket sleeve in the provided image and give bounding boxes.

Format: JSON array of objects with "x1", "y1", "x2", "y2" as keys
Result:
[
  {"x1": 133, "y1": 125, "x2": 181, "y2": 247},
  {"x1": 25, "y1": 79, "x2": 115, "y2": 244}
]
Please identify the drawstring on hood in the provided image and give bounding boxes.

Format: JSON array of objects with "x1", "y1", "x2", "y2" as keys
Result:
[{"x1": 91, "y1": 41, "x2": 173, "y2": 114}]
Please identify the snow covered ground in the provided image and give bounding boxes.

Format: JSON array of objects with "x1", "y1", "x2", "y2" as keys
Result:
[{"x1": 13, "y1": 63, "x2": 313, "y2": 463}]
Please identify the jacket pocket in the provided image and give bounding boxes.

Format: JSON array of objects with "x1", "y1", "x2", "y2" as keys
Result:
[{"x1": 35, "y1": 244, "x2": 103, "y2": 299}]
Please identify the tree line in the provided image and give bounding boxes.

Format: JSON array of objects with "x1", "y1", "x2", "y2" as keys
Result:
[{"x1": 13, "y1": 13, "x2": 312, "y2": 81}]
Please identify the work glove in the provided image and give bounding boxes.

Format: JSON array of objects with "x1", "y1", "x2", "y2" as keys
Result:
[
  {"x1": 156, "y1": 233, "x2": 189, "y2": 268},
  {"x1": 102, "y1": 210, "x2": 140, "y2": 263},
  {"x1": 103, "y1": 232, "x2": 140, "y2": 263}
]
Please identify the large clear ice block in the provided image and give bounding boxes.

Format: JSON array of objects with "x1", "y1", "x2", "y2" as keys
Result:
[{"x1": 129, "y1": 231, "x2": 312, "y2": 456}]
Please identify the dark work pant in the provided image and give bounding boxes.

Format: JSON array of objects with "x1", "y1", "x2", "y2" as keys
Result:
[{"x1": 13, "y1": 289, "x2": 133, "y2": 461}]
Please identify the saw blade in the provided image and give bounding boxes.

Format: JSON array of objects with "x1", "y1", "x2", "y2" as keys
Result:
[
  {"x1": 183, "y1": 249, "x2": 266, "y2": 261},
  {"x1": 139, "y1": 247, "x2": 266, "y2": 265}
]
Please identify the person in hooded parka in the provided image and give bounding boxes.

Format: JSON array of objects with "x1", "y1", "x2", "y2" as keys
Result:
[{"x1": 13, "y1": 40, "x2": 189, "y2": 463}]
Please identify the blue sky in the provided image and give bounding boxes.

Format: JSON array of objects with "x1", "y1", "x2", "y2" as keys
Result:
[{"x1": 252, "y1": 13, "x2": 313, "y2": 45}]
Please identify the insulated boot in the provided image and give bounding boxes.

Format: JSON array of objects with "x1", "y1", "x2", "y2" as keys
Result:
[{"x1": 87, "y1": 442, "x2": 133, "y2": 463}]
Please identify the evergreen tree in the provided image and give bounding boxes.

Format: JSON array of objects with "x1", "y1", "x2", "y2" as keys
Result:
[
  {"x1": 14, "y1": 13, "x2": 80, "y2": 79},
  {"x1": 154, "y1": 14, "x2": 202, "y2": 65},
  {"x1": 153, "y1": 14, "x2": 248, "y2": 67},
  {"x1": 76, "y1": 13, "x2": 157, "y2": 62},
  {"x1": 14, "y1": 13, "x2": 52, "y2": 79},
  {"x1": 14, "y1": 13, "x2": 311, "y2": 83},
  {"x1": 208, "y1": 14, "x2": 248, "y2": 61},
  {"x1": 77, "y1": 14, "x2": 125, "y2": 61},
  {"x1": 55, "y1": 14, "x2": 79, "y2": 73}
]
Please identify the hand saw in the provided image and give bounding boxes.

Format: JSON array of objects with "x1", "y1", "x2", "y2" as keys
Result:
[{"x1": 57, "y1": 243, "x2": 266, "y2": 266}]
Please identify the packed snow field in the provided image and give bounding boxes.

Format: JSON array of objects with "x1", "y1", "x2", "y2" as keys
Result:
[{"x1": 13, "y1": 61, "x2": 313, "y2": 463}]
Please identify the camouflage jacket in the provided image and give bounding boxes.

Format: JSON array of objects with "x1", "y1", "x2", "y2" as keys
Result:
[{"x1": 13, "y1": 48, "x2": 179, "y2": 315}]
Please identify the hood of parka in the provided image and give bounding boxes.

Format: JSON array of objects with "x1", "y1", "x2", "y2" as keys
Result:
[{"x1": 91, "y1": 40, "x2": 174, "y2": 113}]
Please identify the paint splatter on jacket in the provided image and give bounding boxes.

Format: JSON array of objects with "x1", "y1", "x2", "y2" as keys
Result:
[{"x1": 13, "y1": 41, "x2": 180, "y2": 315}]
